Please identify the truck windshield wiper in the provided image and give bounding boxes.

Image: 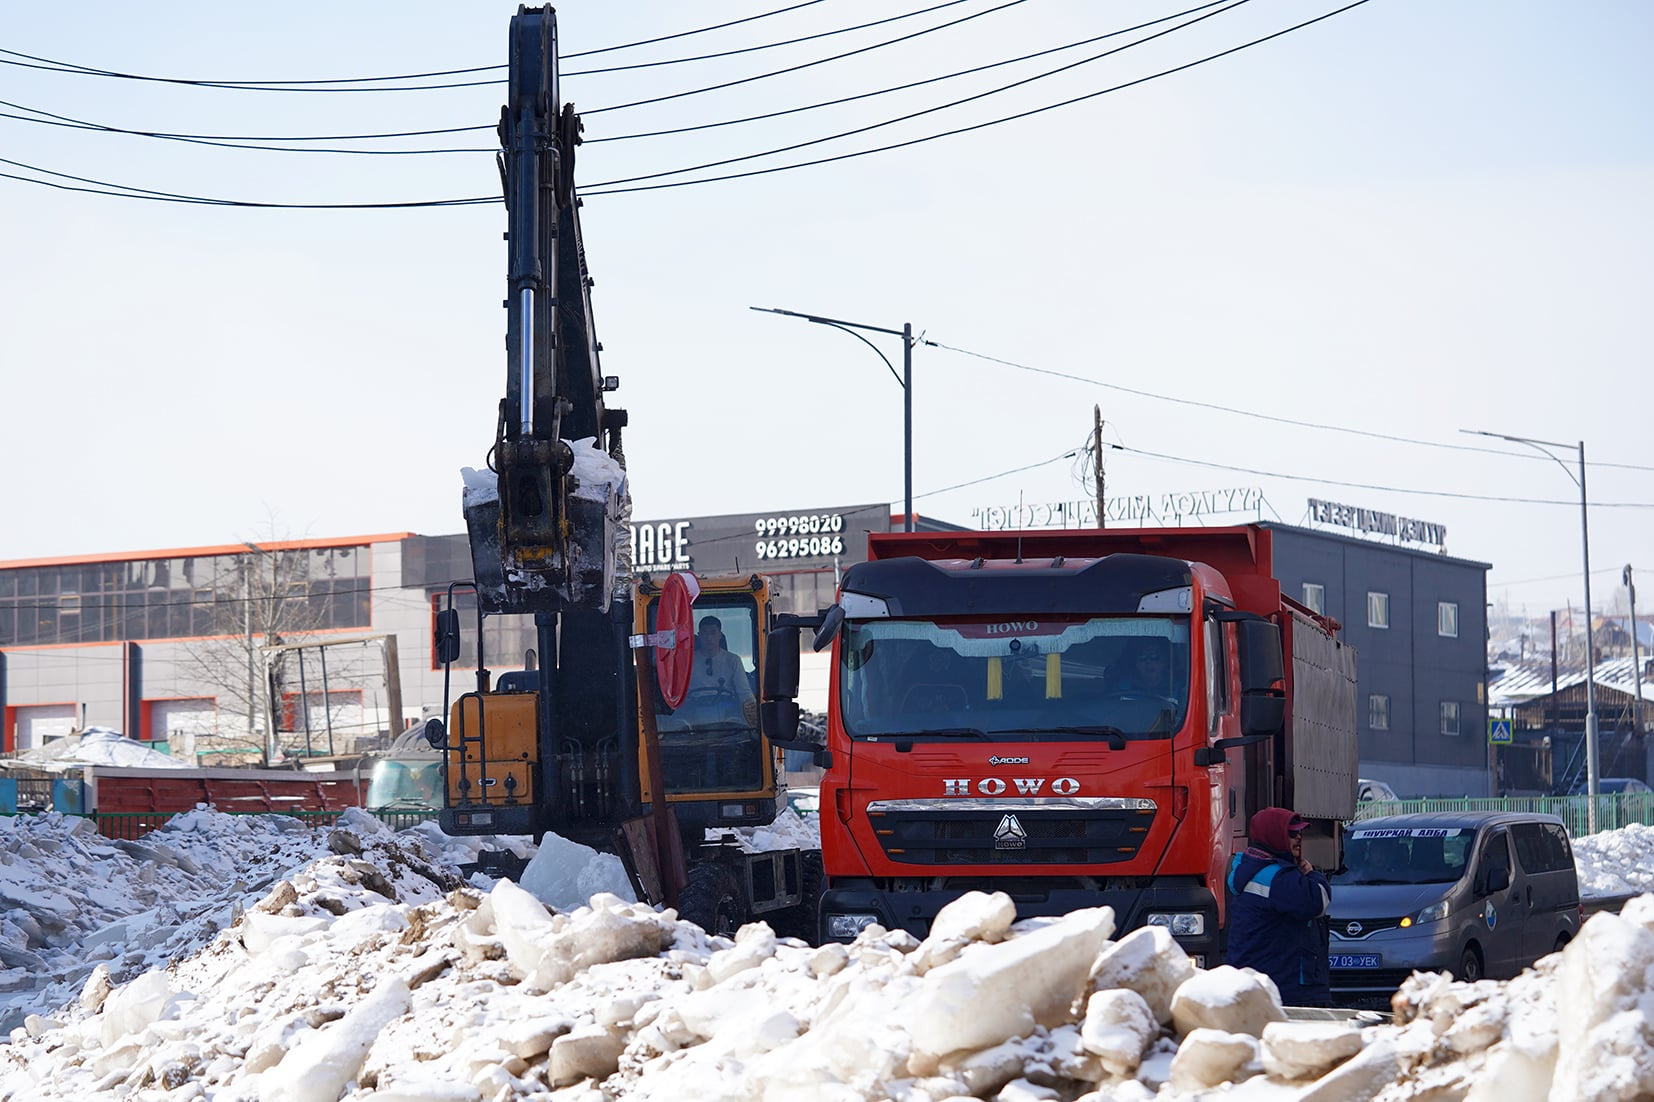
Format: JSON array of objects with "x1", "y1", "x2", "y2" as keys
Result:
[
  {"x1": 1042, "y1": 725, "x2": 1128, "y2": 750},
  {"x1": 922, "y1": 727, "x2": 992, "y2": 739}
]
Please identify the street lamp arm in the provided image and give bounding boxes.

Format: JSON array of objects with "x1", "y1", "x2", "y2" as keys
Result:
[
  {"x1": 751, "y1": 305, "x2": 906, "y2": 340},
  {"x1": 815, "y1": 321, "x2": 902, "y2": 387},
  {"x1": 1460, "y1": 429, "x2": 1580, "y2": 489}
]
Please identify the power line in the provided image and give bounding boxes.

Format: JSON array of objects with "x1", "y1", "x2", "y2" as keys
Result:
[
  {"x1": 928, "y1": 340, "x2": 1654, "y2": 474},
  {"x1": 0, "y1": 101, "x2": 491, "y2": 155},
  {"x1": 564, "y1": 0, "x2": 834, "y2": 59},
  {"x1": 583, "y1": 0, "x2": 1372, "y2": 195},
  {"x1": 582, "y1": 0, "x2": 1032, "y2": 116},
  {"x1": 587, "y1": 0, "x2": 1231, "y2": 144},
  {"x1": 567, "y1": 0, "x2": 982, "y2": 76},
  {"x1": 0, "y1": 97, "x2": 492, "y2": 143},
  {"x1": 1113, "y1": 442, "x2": 1654, "y2": 509},
  {"x1": 0, "y1": 157, "x2": 493, "y2": 209},
  {"x1": 589, "y1": 0, "x2": 1243, "y2": 186},
  {"x1": 0, "y1": 2, "x2": 1371, "y2": 207},
  {"x1": 0, "y1": 1, "x2": 927, "y2": 91}
]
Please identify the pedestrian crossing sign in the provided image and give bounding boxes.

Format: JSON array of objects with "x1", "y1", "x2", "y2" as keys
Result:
[{"x1": 1489, "y1": 718, "x2": 1513, "y2": 744}]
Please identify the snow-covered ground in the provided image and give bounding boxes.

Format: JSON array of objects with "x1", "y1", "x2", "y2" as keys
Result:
[{"x1": 1, "y1": 809, "x2": 1651, "y2": 1101}]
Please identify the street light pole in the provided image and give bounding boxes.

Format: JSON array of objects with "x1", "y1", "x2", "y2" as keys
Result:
[
  {"x1": 753, "y1": 306, "x2": 920, "y2": 532},
  {"x1": 1627, "y1": 565, "x2": 1644, "y2": 743},
  {"x1": 1465, "y1": 429, "x2": 1600, "y2": 830}
]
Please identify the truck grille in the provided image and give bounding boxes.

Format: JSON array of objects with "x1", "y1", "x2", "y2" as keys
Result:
[{"x1": 865, "y1": 802, "x2": 1155, "y2": 865}]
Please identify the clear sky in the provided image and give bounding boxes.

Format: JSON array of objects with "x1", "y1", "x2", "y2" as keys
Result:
[{"x1": 2, "y1": 0, "x2": 1649, "y2": 622}]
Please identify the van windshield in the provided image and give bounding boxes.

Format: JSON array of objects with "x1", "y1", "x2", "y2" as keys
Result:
[{"x1": 1333, "y1": 827, "x2": 1475, "y2": 885}]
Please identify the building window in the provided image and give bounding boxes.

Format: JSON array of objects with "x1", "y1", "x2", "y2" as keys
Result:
[
  {"x1": 1367, "y1": 591, "x2": 1389, "y2": 629},
  {"x1": 1441, "y1": 701, "x2": 1461, "y2": 736},
  {"x1": 1301, "y1": 583, "x2": 1325, "y2": 615},
  {"x1": 1438, "y1": 601, "x2": 1458, "y2": 638},
  {"x1": 1369, "y1": 693, "x2": 1390, "y2": 731}
]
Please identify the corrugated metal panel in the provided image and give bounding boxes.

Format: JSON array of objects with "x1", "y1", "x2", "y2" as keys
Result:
[{"x1": 1287, "y1": 608, "x2": 1359, "y2": 820}]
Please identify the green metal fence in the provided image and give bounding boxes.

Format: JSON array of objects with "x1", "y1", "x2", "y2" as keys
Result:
[{"x1": 1353, "y1": 794, "x2": 1654, "y2": 838}]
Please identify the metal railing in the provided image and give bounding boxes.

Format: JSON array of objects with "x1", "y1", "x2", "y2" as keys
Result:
[
  {"x1": 1353, "y1": 794, "x2": 1654, "y2": 837},
  {"x1": 1, "y1": 807, "x2": 441, "y2": 841}
]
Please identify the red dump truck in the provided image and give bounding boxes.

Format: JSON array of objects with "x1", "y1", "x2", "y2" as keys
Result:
[{"x1": 761, "y1": 524, "x2": 1358, "y2": 962}]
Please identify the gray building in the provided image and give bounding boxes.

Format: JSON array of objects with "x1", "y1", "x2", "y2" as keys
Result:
[{"x1": 1264, "y1": 521, "x2": 1491, "y2": 798}]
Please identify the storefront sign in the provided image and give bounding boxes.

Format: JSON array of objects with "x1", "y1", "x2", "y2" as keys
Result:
[
  {"x1": 1307, "y1": 498, "x2": 1447, "y2": 547},
  {"x1": 629, "y1": 504, "x2": 885, "y2": 575},
  {"x1": 971, "y1": 487, "x2": 1262, "y2": 530}
]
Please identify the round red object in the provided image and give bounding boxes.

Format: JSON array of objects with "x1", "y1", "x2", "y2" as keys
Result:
[{"x1": 655, "y1": 572, "x2": 697, "y2": 708}]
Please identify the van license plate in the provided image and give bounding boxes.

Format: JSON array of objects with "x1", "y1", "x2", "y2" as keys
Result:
[{"x1": 1330, "y1": 953, "x2": 1382, "y2": 968}]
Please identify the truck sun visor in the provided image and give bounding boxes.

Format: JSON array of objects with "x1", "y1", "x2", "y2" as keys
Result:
[
  {"x1": 839, "y1": 591, "x2": 892, "y2": 619},
  {"x1": 1136, "y1": 586, "x2": 1194, "y2": 613}
]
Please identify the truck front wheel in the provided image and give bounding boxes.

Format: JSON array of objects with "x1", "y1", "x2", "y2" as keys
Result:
[{"x1": 679, "y1": 863, "x2": 743, "y2": 938}]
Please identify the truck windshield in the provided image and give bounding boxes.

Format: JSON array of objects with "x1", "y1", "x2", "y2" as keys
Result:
[{"x1": 837, "y1": 616, "x2": 1190, "y2": 741}]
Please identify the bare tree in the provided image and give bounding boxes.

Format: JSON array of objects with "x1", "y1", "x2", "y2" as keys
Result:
[{"x1": 175, "y1": 541, "x2": 331, "y2": 762}]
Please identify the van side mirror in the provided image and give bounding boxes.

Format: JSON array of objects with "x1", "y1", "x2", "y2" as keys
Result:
[
  {"x1": 434, "y1": 608, "x2": 462, "y2": 665},
  {"x1": 1485, "y1": 865, "x2": 1510, "y2": 893}
]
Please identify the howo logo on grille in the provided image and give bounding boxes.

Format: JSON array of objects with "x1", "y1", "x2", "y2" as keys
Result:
[
  {"x1": 943, "y1": 777, "x2": 1081, "y2": 796},
  {"x1": 994, "y1": 814, "x2": 1027, "y2": 850},
  {"x1": 985, "y1": 621, "x2": 1038, "y2": 635}
]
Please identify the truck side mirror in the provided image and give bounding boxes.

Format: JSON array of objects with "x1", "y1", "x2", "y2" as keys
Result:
[
  {"x1": 763, "y1": 626, "x2": 801, "y2": 699},
  {"x1": 1234, "y1": 617, "x2": 1286, "y2": 738},
  {"x1": 422, "y1": 717, "x2": 447, "y2": 750},
  {"x1": 1235, "y1": 618, "x2": 1284, "y2": 691},
  {"x1": 762, "y1": 699, "x2": 801, "y2": 744},
  {"x1": 434, "y1": 608, "x2": 462, "y2": 666},
  {"x1": 813, "y1": 604, "x2": 845, "y2": 651}
]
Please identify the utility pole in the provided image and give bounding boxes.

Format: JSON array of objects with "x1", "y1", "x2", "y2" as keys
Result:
[
  {"x1": 1092, "y1": 405, "x2": 1106, "y2": 528},
  {"x1": 1628, "y1": 565, "x2": 1645, "y2": 741}
]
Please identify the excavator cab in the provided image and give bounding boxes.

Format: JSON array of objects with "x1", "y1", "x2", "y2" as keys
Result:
[{"x1": 634, "y1": 574, "x2": 781, "y2": 830}]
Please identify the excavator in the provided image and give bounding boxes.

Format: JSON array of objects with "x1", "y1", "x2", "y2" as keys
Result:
[{"x1": 424, "y1": 6, "x2": 817, "y2": 936}]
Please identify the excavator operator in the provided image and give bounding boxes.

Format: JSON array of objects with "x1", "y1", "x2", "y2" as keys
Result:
[{"x1": 687, "y1": 616, "x2": 759, "y2": 727}]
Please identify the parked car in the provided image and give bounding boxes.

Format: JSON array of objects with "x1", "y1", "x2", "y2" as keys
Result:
[
  {"x1": 1327, "y1": 811, "x2": 1582, "y2": 1007},
  {"x1": 785, "y1": 785, "x2": 820, "y2": 818},
  {"x1": 1356, "y1": 778, "x2": 1400, "y2": 802},
  {"x1": 1571, "y1": 777, "x2": 1651, "y2": 795}
]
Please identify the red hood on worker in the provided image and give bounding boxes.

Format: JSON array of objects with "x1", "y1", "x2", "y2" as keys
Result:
[{"x1": 1248, "y1": 807, "x2": 1309, "y2": 857}]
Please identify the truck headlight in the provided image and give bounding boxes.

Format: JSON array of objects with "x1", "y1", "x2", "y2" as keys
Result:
[
  {"x1": 1405, "y1": 900, "x2": 1450, "y2": 927},
  {"x1": 1145, "y1": 912, "x2": 1206, "y2": 937},
  {"x1": 825, "y1": 913, "x2": 881, "y2": 940}
]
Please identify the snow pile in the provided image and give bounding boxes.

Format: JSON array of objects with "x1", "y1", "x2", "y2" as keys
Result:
[
  {"x1": 1370, "y1": 894, "x2": 1654, "y2": 1101},
  {"x1": 0, "y1": 807, "x2": 460, "y2": 1038},
  {"x1": 1, "y1": 727, "x2": 188, "y2": 772},
  {"x1": 1574, "y1": 821, "x2": 1654, "y2": 897},
  {"x1": 1, "y1": 814, "x2": 1652, "y2": 1099}
]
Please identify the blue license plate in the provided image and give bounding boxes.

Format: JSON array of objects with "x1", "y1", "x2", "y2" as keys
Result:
[{"x1": 1330, "y1": 953, "x2": 1382, "y2": 968}]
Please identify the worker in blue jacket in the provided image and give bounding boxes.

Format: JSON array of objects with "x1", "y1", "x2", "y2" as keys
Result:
[{"x1": 1225, "y1": 807, "x2": 1333, "y2": 1006}]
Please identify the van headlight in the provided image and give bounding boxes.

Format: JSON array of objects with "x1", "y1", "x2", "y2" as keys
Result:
[{"x1": 1404, "y1": 899, "x2": 1450, "y2": 927}]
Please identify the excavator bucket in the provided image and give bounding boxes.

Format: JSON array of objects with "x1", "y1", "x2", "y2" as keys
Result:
[{"x1": 461, "y1": 448, "x2": 623, "y2": 616}]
